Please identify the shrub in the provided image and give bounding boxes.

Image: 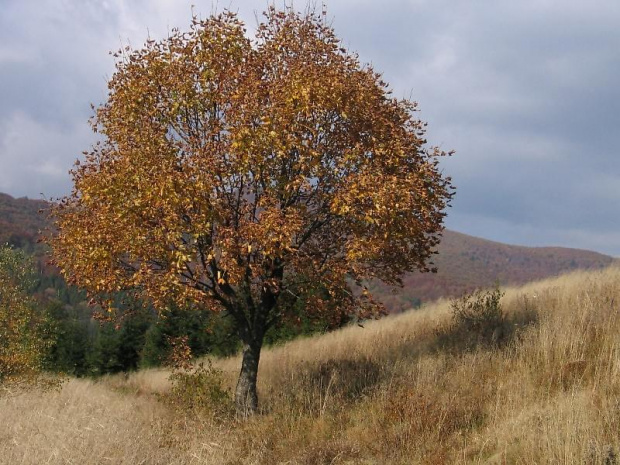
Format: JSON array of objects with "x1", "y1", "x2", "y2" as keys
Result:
[
  {"x1": 164, "y1": 361, "x2": 234, "y2": 421},
  {"x1": 160, "y1": 337, "x2": 233, "y2": 420},
  {"x1": 449, "y1": 285, "x2": 505, "y2": 348}
]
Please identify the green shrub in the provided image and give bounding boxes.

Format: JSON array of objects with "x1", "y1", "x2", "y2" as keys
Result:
[{"x1": 164, "y1": 361, "x2": 234, "y2": 421}]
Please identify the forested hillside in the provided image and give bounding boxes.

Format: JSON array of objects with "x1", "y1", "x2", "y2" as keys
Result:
[
  {"x1": 373, "y1": 230, "x2": 616, "y2": 311},
  {"x1": 0, "y1": 193, "x2": 48, "y2": 251}
]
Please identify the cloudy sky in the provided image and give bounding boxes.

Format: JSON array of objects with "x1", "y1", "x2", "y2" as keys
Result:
[{"x1": 1, "y1": 0, "x2": 619, "y2": 256}]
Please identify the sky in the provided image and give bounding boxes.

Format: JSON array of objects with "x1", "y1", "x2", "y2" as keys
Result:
[{"x1": 1, "y1": 0, "x2": 619, "y2": 256}]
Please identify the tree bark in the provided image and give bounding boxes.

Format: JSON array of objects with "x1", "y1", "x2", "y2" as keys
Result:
[
  {"x1": 232, "y1": 267, "x2": 280, "y2": 416},
  {"x1": 234, "y1": 340, "x2": 262, "y2": 416}
]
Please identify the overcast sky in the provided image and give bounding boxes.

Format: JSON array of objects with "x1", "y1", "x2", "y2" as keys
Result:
[{"x1": 1, "y1": 0, "x2": 619, "y2": 256}]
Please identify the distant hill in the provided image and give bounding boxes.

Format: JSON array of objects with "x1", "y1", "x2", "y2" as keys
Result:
[
  {"x1": 0, "y1": 193, "x2": 615, "y2": 312},
  {"x1": 0, "y1": 193, "x2": 49, "y2": 250},
  {"x1": 372, "y1": 230, "x2": 616, "y2": 311}
]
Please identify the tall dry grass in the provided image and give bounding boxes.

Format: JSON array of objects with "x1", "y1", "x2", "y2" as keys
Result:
[{"x1": 2, "y1": 267, "x2": 620, "y2": 464}]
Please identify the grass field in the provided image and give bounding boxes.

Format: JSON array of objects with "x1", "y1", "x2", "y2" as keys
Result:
[{"x1": 2, "y1": 267, "x2": 620, "y2": 464}]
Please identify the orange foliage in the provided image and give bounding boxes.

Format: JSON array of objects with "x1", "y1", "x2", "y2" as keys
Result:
[{"x1": 48, "y1": 7, "x2": 453, "y2": 412}]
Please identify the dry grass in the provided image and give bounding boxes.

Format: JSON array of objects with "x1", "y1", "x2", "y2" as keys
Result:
[{"x1": 2, "y1": 267, "x2": 620, "y2": 464}]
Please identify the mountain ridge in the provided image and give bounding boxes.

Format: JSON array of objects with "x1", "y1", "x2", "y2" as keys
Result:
[{"x1": 373, "y1": 229, "x2": 616, "y2": 311}]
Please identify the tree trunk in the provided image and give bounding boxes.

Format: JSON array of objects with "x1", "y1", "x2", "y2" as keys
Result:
[
  {"x1": 234, "y1": 340, "x2": 262, "y2": 416},
  {"x1": 231, "y1": 270, "x2": 279, "y2": 417}
]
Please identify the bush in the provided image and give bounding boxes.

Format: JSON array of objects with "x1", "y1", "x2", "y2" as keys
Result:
[
  {"x1": 159, "y1": 335, "x2": 233, "y2": 419},
  {"x1": 448, "y1": 286, "x2": 506, "y2": 348},
  {"x1": 164, "y1": 361, "x2": 233, "y2": 421}
]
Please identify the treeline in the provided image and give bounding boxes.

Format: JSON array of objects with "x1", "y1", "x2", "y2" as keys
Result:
[
  {"x1": 1, "y1": 241, "x2": 348, "y2": 380},
  {"x1": 42, "y1": 298, "x2": 236, "y2": 377},
  {"x1": 37, "y1": 271, "x2": 334, "y2": 377}
]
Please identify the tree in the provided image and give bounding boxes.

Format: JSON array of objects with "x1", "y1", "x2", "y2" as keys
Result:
[
  {"x1": 141, "y1": 306, "x2": 238, "y2": 367},
  {"x1": 44, "y1": 300, "x2": 90, "y2": 376},
  {"x1": 0, "y1": 245, "x2": 51, "y2": 390},
  {"x1": 49, "y1": 7, "x2": 454, "y2": 415}
]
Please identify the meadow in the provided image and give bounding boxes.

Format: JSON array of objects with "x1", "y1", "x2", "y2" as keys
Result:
[{"x1": 2, "y1": 267, "x2": 620, "y2": 464}]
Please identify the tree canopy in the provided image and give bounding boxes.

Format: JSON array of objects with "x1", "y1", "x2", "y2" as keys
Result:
[{"x1": 49, "y1": 7, "x2": 454, "y2": 414}]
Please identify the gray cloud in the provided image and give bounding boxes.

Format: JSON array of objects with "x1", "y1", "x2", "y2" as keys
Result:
[{"x1": 1, "y1": 0, "x2": 619, "y2": 255}]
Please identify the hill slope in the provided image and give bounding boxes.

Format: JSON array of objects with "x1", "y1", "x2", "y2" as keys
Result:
[
  {"x1": 0, "y1": 193, "x2": 49, "y2": 249},
  {"x1": 374, "y1": 229, "x2": 615, "y2": 311},
  {"x1": 3, "y1": 266, "x2": 620, "y2": 464},
  {"x1": 0, "y1": 192, "x2": 615, "y2": 311}
]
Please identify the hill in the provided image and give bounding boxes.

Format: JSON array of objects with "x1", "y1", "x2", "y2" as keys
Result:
[
  {"x1": 3, "y1": 266, "x2": 620, "y2": 463},
  {"x1": 0, "y1": 193, "x2": 49, "y2": 250},
  {"x1": 0, "y1": 192, "x2": 615, "y2": 311},
  {"x1": 373, "y1": 229, "x2": 616, "y2": 311}
]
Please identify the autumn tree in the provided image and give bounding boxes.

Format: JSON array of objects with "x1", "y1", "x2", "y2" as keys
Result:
[
  {"x1": 0, "y1": 245, "x2": 51, "y2": 391},
  {"x1": 49, "y1": 7, "x2": 454, "y2": 415}
]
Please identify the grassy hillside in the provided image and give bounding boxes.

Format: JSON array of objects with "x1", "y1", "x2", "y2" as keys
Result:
[{"x1": 3, "y1": 266, "x2": 620, "y2": 463}]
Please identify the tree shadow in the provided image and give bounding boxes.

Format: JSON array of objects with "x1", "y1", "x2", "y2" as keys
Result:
[{"x1": 264, "y1": 357, "x2": 385, "y2": 415}]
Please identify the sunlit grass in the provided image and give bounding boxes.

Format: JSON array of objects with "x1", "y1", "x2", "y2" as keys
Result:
[{"x1": 3, "y1": 266, "x2": 620, "y2": 463}]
